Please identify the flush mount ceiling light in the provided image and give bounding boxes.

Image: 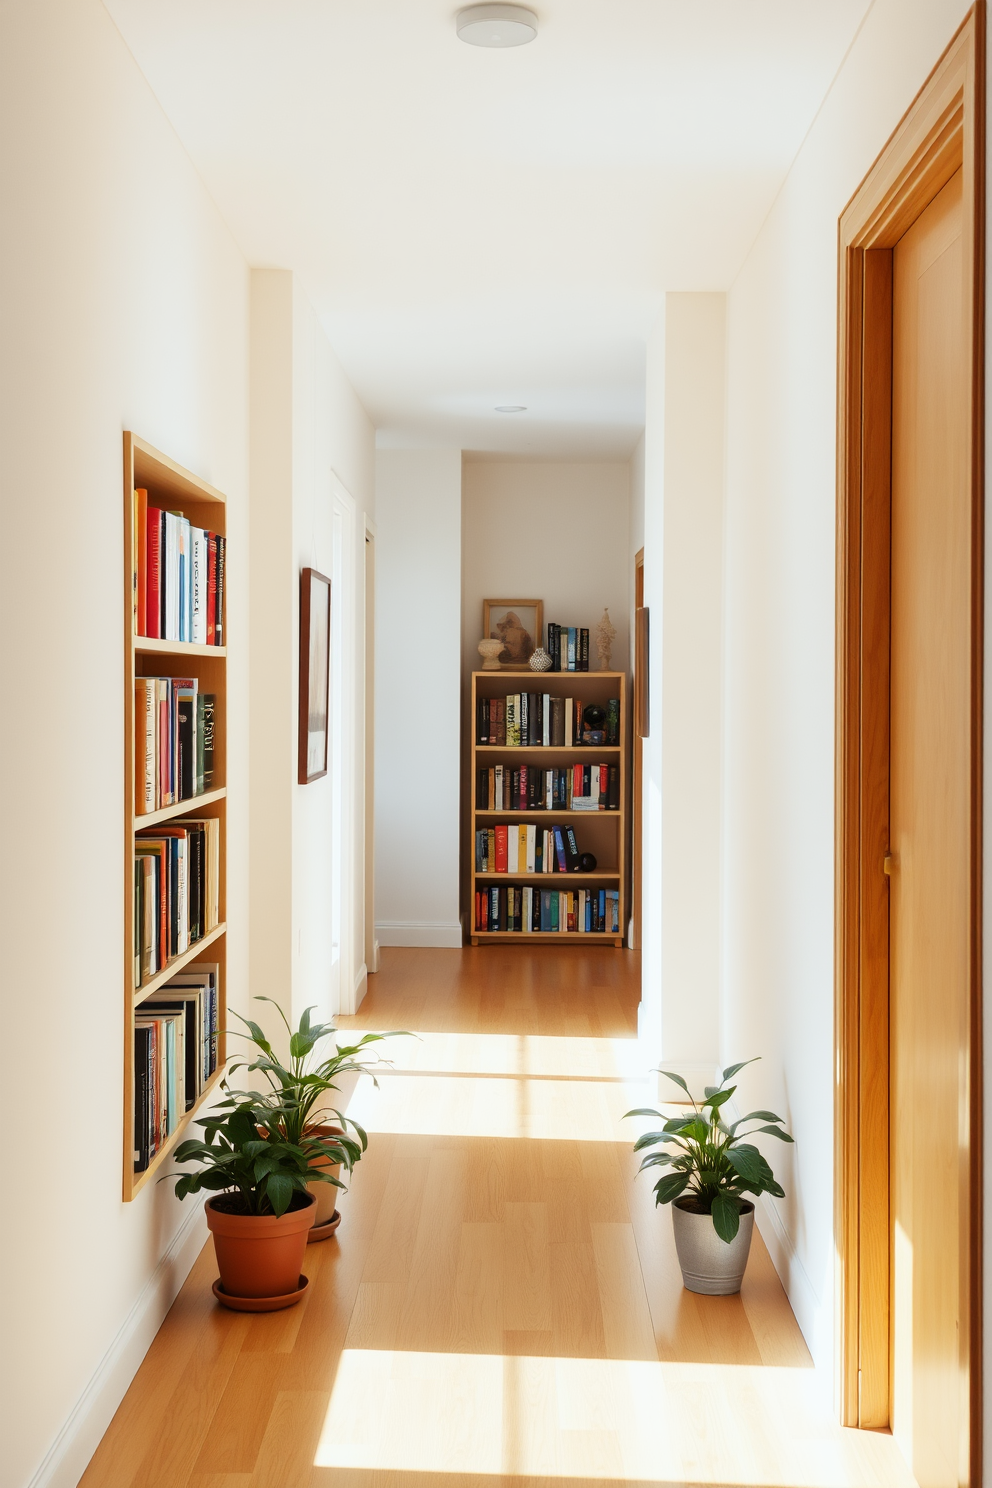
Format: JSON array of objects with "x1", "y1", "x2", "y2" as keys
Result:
[
  {"x1": 495, "y1": 404, "x2": 527, "y2": 412},
  {"x1": 457, "y1": 4, "x2": 538, "y2": 48}
]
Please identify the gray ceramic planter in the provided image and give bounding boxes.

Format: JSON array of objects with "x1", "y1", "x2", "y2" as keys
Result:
[{"x1": 672, "y1": 1198, "x2": 755, "y2": 1294}]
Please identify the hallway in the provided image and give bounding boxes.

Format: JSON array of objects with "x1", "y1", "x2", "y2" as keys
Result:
[{"x1": 81, "y1": 948, "x2": 913, "y2": 1488}]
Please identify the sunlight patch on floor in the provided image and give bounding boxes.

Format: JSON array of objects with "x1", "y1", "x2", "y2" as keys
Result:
[
  {"x1": 314, "y1": 1349, "x2": 916, "y2": 1486},
  {"x1": 353, "y1": 1029, "x2": 648, "y2": 1080}
]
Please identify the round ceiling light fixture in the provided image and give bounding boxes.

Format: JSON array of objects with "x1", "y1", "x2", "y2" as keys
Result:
[
  {"x1": 495, "y1": 405, "x2": 527, "y2": 413},
  {"x1": 456, "y1": 4, "x2": 538, "y2": 48}
]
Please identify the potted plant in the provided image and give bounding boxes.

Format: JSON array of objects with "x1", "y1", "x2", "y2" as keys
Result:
[
  {"x1": 625, "y1": 1059, "x2": 793, "y2": 1295},
  {"x1": 166, "y1": 1096, "x2": 345, "y2": 1311},
  {"x1": 226, "y1": 998, "x2": 403, "y2": 1241}
]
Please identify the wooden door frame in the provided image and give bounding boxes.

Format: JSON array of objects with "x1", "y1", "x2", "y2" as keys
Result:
[{"x1": 834, "y1": 6, "x2": 984, "y2": 1469}]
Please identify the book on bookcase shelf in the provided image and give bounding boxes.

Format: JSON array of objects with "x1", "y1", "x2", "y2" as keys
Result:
[
  {"x1": 132, "y1": 486, "x2": 226, "y2": 644},
  {"x1": 133, "y1": 964, "x2": 219, "y2": 1172},
  {"x1": 544, "y1": 624, "x2": 591, "y2": 672},
  {"x1": 476, "y1": 821, "x2": 613, "y2": 875},
  {"x1": 475, "y1": 885, "x2": 620, "y2": 935},
  {"x1": 134, "y1": 818, "x2": 221, "y2": 988},
  {"x1": 477, "y1": 692, "x2": 620, "y2": 747},
  {"x1": 135, "y1": 677, "x2": 215, "y2": 814},
  {"x1": 477, "y1": 762, "x2": 620, "y2": 812}
]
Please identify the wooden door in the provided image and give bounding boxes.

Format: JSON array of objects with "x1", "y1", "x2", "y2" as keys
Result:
[{"x1": 889, "y1": 168, "x2": 970, "y2": 1488}]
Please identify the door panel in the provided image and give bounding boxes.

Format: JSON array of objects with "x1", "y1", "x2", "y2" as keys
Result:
[{"x1": 889, "y1": 168, "x2": 969, "y2": 1488}]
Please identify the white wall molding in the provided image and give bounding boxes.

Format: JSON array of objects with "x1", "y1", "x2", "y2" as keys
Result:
[
  {"x1": 376, "y1": 920, "x2": 463, "y2": 949},
  {"x1": 26, "y1": 1197, "x2": 207, "y2": 1488}
]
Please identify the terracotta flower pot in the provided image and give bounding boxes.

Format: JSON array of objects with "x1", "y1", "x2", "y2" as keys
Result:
[
  {"x1": 205, "y1": 1192, "x2": 316, "y2": 1303},
  {"x1": 307, "y1": 1123, "x2": 345, "y2": 1228}
]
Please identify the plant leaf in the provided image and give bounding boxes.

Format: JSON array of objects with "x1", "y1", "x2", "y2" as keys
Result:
[
  {"x1": 711, "y1": 1191, "x2": 742, "y2": 1243},
  {"x1": 654, "y1": 1172, "x2": 690, "y2": 1205},
  {"x1": 657, "y1": 1069, "x2": 691, "y2": 1095},
  {"x1": 721, "y1": 1058, "x2": 759, "y2": 1083},
  {"x1": 754, "y1": 1124, "x2": 794, "y2": 1141},
  {"x1": 624, "y1": 1107, "x2": 663, "y2": 1121}
]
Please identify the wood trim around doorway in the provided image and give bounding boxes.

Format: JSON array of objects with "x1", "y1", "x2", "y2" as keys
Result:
[{"x1": 834, "y1": 5, "x2": 984, "y2": 1470}]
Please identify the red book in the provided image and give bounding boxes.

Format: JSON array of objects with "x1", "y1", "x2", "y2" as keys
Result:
[
  {"x1": 135, "y1": 488, "x2": 147, "y2": 636},
  {"x1": 599, "y1": 764, "x2": 609, "y2": 809},
  {"x1": 495, "y1": 824, "x2": 508, "y2": 873},
  {"x1": 519, "y1": 765, "x2": 528, "y2": 809},
  {"x1": 146, "y1": 508, "x2": 162, "y2": 638},
  {"x1": 573, "y1": 763, "x2": 582, "y2": 797},
  {"x1": 206, "y1": 533, "x2": 217, "y2": 645}
]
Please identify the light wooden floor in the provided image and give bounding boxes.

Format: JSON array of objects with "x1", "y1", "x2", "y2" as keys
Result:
[{"x1": 81, "y1": 947, "x2": 914, "y2": 1488}]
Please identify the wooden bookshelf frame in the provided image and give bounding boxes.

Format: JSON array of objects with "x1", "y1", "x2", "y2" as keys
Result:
[
  {"x1": 469, "y1": 670, "x2": 628, "y2": 946},
  {"x1": 123, "y1": 432, "x2": 228, "y2": 1200}
]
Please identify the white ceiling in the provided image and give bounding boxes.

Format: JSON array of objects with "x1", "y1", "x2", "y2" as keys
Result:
[{"x1": 105, "y1": 0, "x2": 871, "y2": 457}]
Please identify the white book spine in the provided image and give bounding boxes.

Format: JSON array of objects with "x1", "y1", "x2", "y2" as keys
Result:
[
  {"x1": 495, "y1": 765, "x2": 503, "y2": 811},
  {"x1": 191, "y1": 527, "x2": 208, "y2": 643},
  {"x1": 542, "y1": 694, "x2": 550, "y2": 747},
  {"x1": 507, "y1": 825, "x2": 519, "y2": 874},
  {"x1": 526, "y1": 824, "x2": 536, "y2": 874},
  {"x1": 523, "y1": 885, "x2": 532, "y2": 932},
  {"x1": 140, "y1": 681, "x2": 156, "y2": 813}
]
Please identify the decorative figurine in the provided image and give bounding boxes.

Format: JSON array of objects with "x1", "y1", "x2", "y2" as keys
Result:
[
  {"x1": 596, "y1": 608, "x2": 616, "y2": 671},
  {"x1": 478, "y1": 638, "x2": 503, "y2": 670},
  {"x1": 529, "y1": 646, "x2": 553, "y2": 672}
]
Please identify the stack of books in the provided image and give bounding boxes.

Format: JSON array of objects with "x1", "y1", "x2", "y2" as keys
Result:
[
  {"x1": 133, "y1": 964, "x2": 219, "y2": 1171},
  {"x1": 477, "y1": 695, "x2": 620, "y2": 747},
  {"x1": 132, "y1": 487, "x2": 225, "y2": 644},
  {"x1": 134, "y1": 819, "x2": 221, "y2": 986},
  {"x1": 475, "y1": 886, "x2": 620, "y2": 934},
  {"x1": 476, "y1": 822, "x2": 606, "y2": 874},
  {"x1": 477, "y1": 763, "x2": 620, "y2": 811},
  {"x1": 135, "y1": 677, "x2": 215, "y2": 814},
  {"x1": 545, "y1": 624, "x2": 590, "y2": 671}
]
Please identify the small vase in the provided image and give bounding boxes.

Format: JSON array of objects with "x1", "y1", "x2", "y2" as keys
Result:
[
  {"x1": 671, "y1": 1198, "x2": 754, "y2": 1295},
  {"x1": 478, "y1": 638, "x2": 503, "y2": 670},
  {"x1": 529, "y1": 647, "x2": 552, "y2": 672}
]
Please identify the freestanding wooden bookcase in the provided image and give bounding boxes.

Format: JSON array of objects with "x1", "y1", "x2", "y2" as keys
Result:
[
  {"x1": 123, "y1": 433, "x2": 228, "y2": 1199},
  {"x1": 469, "y1": 669, "x2": 628, "y2": 946}
]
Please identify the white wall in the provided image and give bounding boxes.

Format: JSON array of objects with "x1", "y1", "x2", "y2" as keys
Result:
[
  {"x1": 660, "y1": 295, "x2": 726, "y2": 1079},
  {"x1": 461, "y1": 461, "x2": 631, "y2": 679},
  {"x1": 721, "y1": 0, "x2": 973, "y2": 1376},
  {"x1": 374, "y1": 449, "x2": 463, "y2": 947},
  {"x1": 0, "y1": 4, "x2": 249, "y2": 1485},
  {"x1": 250, "y1": 269, "x2": 375, "y2": 1027}
]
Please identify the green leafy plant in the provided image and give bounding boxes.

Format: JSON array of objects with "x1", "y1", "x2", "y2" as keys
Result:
[
  {"x1": 625, "y1": 1059, "x2": 793, "y2": 1242},
  {"x1": 167, "y1": 1098, "x2": 345, "y2": 1216},
  {"x1": 165, "y1": 1001, "x2": 408, "y2": 1217}
]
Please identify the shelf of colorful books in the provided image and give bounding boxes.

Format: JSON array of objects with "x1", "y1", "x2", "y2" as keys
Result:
[
  {"x1": 135, "y1": 637, "x2": 227, "y2": 658},
  {"x1": 129, "y1": 1065, "x2": 227, "y2": 1198},
  {"x1": 475, "y1": 744, "x2": 621, "y2": 755},
  {"x1": 473, "y1": 808, "x2": 619, "y2": 818},
  {"x1": 474, "y1": 871, "x2": 619, "y2": 882},
  {"x1": 135, "y1": 786, "x2": 227, "y2": 829},
  {"x1": 132, "y1": 920, "x2": 227, "y2": 1008},
  {"x1": 472, "y1": 930, "x2": 624, "y2": 945}
]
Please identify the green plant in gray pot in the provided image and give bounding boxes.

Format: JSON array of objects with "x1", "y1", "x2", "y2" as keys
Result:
[{"x1": 625, "y1": 1059, "x2": 793, "y2": 1295}]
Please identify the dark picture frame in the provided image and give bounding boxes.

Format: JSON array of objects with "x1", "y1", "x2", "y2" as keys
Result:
[{"x1": 298, "y1": 567, "x2": 331, "y2": 783}]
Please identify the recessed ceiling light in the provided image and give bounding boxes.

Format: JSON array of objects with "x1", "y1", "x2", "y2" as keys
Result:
[
  {"x1": 457, "y1": 4, "x2": 538, "y2": 48},
  {"x1": 495, "y1": 405, "x2": 527, "y2": 413}
]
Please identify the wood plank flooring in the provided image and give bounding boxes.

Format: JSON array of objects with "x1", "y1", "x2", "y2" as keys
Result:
[{"x1": 80, "y1": 947, "x2": 914, "y2": 1488}]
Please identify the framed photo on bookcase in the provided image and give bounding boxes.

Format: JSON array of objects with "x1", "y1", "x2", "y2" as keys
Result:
[
  {"x1": 299, "y1": 567, "x2": 331, "y2": 783},
  {"x1": 483, "y1": 598, "x2": 543, "y2": 670}
]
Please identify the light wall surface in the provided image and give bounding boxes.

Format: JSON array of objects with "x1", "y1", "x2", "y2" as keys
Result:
[
  {"x1": 0, "y1": 3, "x2": 249, "y2": 1485},
  {"x1": 660, "y1": 294, "x2": 726, "y2": 1077},
  {"x1": 721, "y1": 0, "x2": 973, "y2": 1376},
  {"x1": 250, "y1": 270, "x2": 375, "y2": 1029},
  {"x1": 461, "y1": 460, "x2": 631, "y2": 681},
  {"x1": 374, "y1": 449, "x2": 463, "y2": 947}
]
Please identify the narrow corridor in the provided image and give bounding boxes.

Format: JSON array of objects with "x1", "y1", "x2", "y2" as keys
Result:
[{"x1": 81, "y1": 948, "x2": 913, "y2": 1487}]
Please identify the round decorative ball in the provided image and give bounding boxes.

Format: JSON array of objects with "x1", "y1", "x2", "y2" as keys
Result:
[
  {"x1": 578, "y1": 852, "x2": 598, "y2": 872},
  {"x1": 582, "y1": 703, "x2": 606, "y2": 730},
  {"x1": 478, "y1": 637, "x2": 503, "y2": 670},
  {"x1": 529, "y1": 647, "x2": 553, "y2": 672}
]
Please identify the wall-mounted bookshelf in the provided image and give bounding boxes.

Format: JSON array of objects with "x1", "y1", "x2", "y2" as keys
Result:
[
  {"x1": 123, "y1": 433, "x2": 228, "y2": 1199},
  {"x1": 469, "y1": 670, "x2": 628, "y2": 946}
]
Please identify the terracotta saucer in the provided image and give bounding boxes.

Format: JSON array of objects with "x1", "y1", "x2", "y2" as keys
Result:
[
  {"x1": 212, "y1": 1274, "x2": 309, "y2": 1312},
  {"x1": 307, "y1": 1210, "x2": 342, "y2": 1244}
]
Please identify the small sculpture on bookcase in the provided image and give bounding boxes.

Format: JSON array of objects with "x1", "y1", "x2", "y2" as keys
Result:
[
  {"x1": 596, "y1": 608, "x2": 617, "y2": 670},
  {"x1": 478, "y1": 637, "x2": 503, "y2": 670},
  {"x1": 528, "y1": 646, "x2": 553, "y2": 672}
]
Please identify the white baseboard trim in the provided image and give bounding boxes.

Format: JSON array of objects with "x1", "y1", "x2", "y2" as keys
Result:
[
  {"x1": 375, "y1": 921, "x2": 463, "y2": 949},
  {"x1": 27, "y1": 1197, "x2": 208, "y2": 1488},
  {"x1": 752, "y1": 1190, "x2": 827, "y2": 1375}
]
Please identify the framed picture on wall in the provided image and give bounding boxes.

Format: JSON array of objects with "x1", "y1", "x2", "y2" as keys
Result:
[
  {"x1": 483, "y1": 598, "x2": 544, "y2": 670},
  {"x1": 299, "y1": 567, "x2": 331, "y2": 783}
]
